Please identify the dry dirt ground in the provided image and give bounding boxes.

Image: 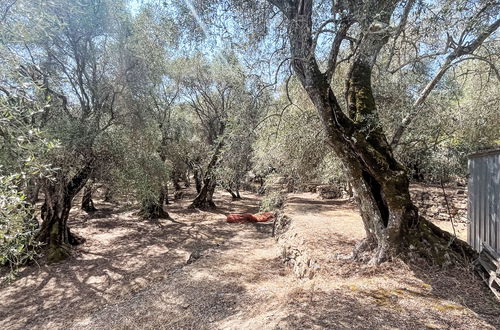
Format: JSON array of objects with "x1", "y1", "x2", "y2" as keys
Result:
[{"x1": 1, "y1": 188, "x2": 499, "y2": 329}]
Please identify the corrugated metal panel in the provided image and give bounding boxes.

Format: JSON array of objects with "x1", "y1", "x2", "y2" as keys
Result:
[{"x1": 468, "y1": 150, "x2": 500, "y2": 253}]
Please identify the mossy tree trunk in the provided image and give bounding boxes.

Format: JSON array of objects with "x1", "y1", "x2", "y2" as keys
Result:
[
  {"x1": 37, "y1": 161, "x2": 93, "y2": 263},
  {"x1": 272, "y1": 0, "x2": 475, "y2": 264}
]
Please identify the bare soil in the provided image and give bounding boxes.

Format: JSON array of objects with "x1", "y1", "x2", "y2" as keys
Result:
[{"x1": 1, "y1": 188, "x2": 499, "y2": 329}]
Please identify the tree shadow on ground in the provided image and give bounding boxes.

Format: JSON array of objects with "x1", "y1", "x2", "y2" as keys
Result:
[
  {"x1": 0, "y1": 189, "x2": 268, "y2": 330},
  {"x1": 318, "y1": 233, "x2": 500, "y2": 328},
  {"x1": 77, "y1": 277, "x2": 249, "y2": 329},
  {"x1": 276, "y1": 287, "x2": 484, "y2": 329},
  {"x1": 317, "y1": 235, "x2": 500, "y2": 328},
  {"x1": 407, "y1": 262, "x2": 500, "y2": 328}
]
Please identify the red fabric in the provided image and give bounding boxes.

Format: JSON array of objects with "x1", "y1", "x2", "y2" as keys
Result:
[{"x1": 226, "y1": 212, "x2": 275, "y2": 223}]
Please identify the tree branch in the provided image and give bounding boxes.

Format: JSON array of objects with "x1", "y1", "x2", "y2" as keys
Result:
[{"x1": 390, "y1": 17, "x2": 500, "y2": 147}]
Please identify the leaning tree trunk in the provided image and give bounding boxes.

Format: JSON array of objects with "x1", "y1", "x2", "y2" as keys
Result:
[
  {"x1": 226, "y1": 188, "x2": 238, "y2": 200},
  {"x1": 226, "y1": 187, "x2": 241, "y2": 200},
  {"x1": 37, "y1": 161, "x2": 93, "y2": 263},
  {"x1": 279, "y1": 0, "x2": 475, "y2": 264},
  {"x1": 81, "y1": 182, "x2": 97, "y2": 212},
  {"x1": 189, "y1": 140, "x2": 223, "y2": 209}
]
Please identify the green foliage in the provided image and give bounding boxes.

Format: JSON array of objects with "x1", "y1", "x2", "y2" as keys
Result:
[
  {"x1": 387, "y1": 58, "x2": 500, "y2": 182},
  {"x1": 0, "y1": 176, "x2": 42, "y2": 280},
  {"x1": 259, "y1": 190, "x2": 286, "y2": 212},
  {"x1": 253, "y1": 78, "x2": 346, "y2": 187},
  {"x1": 0, "y1": 81, "x2": 55, "y2": 278}
]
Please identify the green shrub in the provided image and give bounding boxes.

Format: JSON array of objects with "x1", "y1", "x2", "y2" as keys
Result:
[
  {"x1": 260, "y1": 190, "x2": 286, "y2": 212},
  {"x1": 0, "y1": 176, "x2": 41, "y2": 280}
]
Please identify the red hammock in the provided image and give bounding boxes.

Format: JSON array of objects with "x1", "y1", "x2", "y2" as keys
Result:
[{"x1": 226, "y1": 212, "x2": 275, "y2": 223}]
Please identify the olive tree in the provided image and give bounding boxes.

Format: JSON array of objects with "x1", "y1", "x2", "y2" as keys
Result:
[
  {"x1": 1, "y1": 0, "x2": 132, "y2": 262},
  {"x1": 191, "y1": 0, "x2": 499, "y2": 263}
]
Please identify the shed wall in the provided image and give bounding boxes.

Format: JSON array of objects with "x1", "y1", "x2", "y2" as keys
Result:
[{"x1": 468, "y1": 151, "x2": 500, "y2": 253}]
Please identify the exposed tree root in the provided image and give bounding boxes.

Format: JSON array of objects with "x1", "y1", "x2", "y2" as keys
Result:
[
  {"x1": 351, "y1": 217, "x2": 477, "y2": 267},
  {"x1": 188, "y1": 200, "x2": 216, "y2": 210},
  {"x1": 404, "y1": 217, "x2": 477, "y2": 266},
  {"x1": 138, "y1": 203, "x2": 171, "y2": 220},
  {"x1": 48, "y1": 244, "x2": 72, "y2": 264}
]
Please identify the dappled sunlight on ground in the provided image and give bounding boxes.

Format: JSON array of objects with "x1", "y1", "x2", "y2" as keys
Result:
[{"x1": 1, "y1": 188, "x2": 498, "y2": 329}]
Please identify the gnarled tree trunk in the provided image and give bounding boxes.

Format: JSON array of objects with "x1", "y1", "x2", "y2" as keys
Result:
[
  {"x1": 190, "y1": 179, "x2": 216, "y2": 209},
  {"x1": 37, "y1": 161, "x2": 93, "y2": 263},
  {"x1": 273, "y1": 0, "x2": 475, "y2": 264},
  {"x1": 81, "y1": 182, "x2": 97, "y2": 212},
  {"x1": 189, "y1": 140, "x2": 223, "y2": 209}
]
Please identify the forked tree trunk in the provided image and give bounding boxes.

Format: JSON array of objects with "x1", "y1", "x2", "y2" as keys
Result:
[
  {"x1": 37, "y1": 161, "x2": 93, "y2": 263},
  {"x1": 278, "y1": 0, "x2": 475, "y2": 264},
  {"x1": 226, "y1": 188, "x2": 238, "y2": 200},
  {"x1": 226, "y1": 188, "x2": 241, "y2": 200},
  {"x1": 189, "y1": 140, "x2": 223, "y2": 209},
  {"x1": 190, "y1": 179, "x2": 216, "y2": 209},
  {"x1": 81, "y1": 183, "x2": 97, "y2": 212}
]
